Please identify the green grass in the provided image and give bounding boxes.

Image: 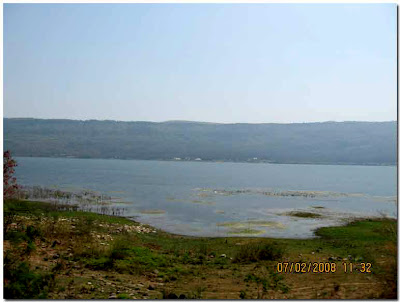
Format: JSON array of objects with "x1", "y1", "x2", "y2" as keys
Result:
[{"x1": 315, "y1": 218, "x2": 396, "y2": 242}]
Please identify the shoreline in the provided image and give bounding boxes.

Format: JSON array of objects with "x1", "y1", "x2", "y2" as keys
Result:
[
  {"x1": 4, "y1": 199, "x2": 397, "y2": 299},
  {"x1": 16, "y1": 184, "x2": 398, "y2": 240},
  {"x1": 14, "y1": 155, "x2": 396, "y2": 167}
]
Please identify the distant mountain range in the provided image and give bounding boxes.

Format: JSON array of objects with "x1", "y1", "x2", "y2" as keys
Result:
[{"x1": 4, "y1": 118, "x2": 397, "y2": 165}]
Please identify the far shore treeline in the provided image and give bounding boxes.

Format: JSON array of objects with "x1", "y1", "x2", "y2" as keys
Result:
[{"x1": 4, "y1": 118, "x2": 396, "y2": 166}]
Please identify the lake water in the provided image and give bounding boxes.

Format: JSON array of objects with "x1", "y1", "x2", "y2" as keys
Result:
[{"x1": 15, "y1": 157, "x2": 397, "y2": 238}]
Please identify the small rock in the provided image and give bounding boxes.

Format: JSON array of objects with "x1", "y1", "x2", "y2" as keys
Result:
[
  {"x1": 108, "y1": 293, "x2": 117, "y2": 299},
  {"x1": 51, "y1": 240, "x2": 61, "y2": 247},
  {"x1": 220, "y1": 254, "x2": 226, "y2": 258},
  {"x1": 88, "y1": 282, "x2": 92, "y2": 285},
  {"x1": 148, "y1": 284, "x2": 155, "y2": 290}
]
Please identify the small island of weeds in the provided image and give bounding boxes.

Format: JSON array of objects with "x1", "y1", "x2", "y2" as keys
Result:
[{"x1": 286, "y1": 211, "x2": 324, "y2": 219}]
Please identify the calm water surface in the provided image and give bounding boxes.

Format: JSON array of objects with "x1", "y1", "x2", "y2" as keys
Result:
[{"x1": 15, "y1": 157, "x2": 397, "y2": 238}]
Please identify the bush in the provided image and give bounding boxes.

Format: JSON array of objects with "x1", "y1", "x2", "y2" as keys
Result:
[
  {"x1": 4, "y1": 262, "x2": 55, "y2": 299},
  {"x1": 3, "y1": 150, "x2": 19, "y2": 200},
  {"x1": 110, "y1": 240, "x2": 132, "y2": 260},
  {"x1": 85, "y1": 257, "x2": 113, "y2": 270},
  {"x1": 233, "y1": 242, "x2": 284, "y2": 263}
]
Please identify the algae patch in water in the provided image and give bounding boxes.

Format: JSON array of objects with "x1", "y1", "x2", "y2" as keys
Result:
[
  {"x1": 197, "y1": 188, "x2": 366, "y2": 199},
  {"x1": 166, "y1": 197, "x2": 215, "y2": 205},
  {"x1": 191, "y1": 200, "x2": 215, "y2": 205},
  {"x1": 197, "y1": 192, "x2": 211, "y2": 198},
  {"x1": 140, "y1": 209, "x2": 166, "y2": 215},
  {"x1": 217, "y1": 220, "x2": 286, "y2": 229},
  {"x1": 112, "y1": 200, "x2": 133, "y2": 205},
  {"x1": 227, "y1": 229, "x2": 266, "y2": 235},
  {"x1": 215, "y1": 210, "x2": 225, "y2": 214}
]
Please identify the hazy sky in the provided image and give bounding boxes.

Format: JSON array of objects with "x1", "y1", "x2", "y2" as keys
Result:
[{"x1": 4, "y1": 4, "x2": 397, "y2": 123}]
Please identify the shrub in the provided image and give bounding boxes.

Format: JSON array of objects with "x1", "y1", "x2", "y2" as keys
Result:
[
  {"x1": 4, "y1": 262, "x2": 55, "y2": 299},
  {"x1": 233, "y1": 242, "x2": 284, "y2": 263},
  {"x1": 85, "y1": 257, "x2": 113, "y2": 270},
  {"x1": 3, "y1": 150, "x2": 19, "y2": 200}
]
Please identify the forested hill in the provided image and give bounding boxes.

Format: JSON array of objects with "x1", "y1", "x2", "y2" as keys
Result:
[{"x1": 4, "y1": 118, "x2": 397, "y2": 165}]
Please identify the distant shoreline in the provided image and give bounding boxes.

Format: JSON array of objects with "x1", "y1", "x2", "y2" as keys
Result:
[
  {"x1": 6, "y1": 119, "x2": 396, "y2": 166},
  {"x1": 14, "y1": 155, "x2": 396, "y2": 167}
]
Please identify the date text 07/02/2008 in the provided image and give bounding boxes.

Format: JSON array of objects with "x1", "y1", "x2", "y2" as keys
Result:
[{"x1": 276, "y1": 262, "x2": 372, "y2": 274}]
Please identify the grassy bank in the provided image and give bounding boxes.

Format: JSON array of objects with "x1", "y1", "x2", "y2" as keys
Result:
[{"x1": 4, "y1": 199, "x2": 397, "y2": 299}]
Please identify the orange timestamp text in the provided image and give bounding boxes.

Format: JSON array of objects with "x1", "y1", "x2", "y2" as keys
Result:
[{"x1": 276, "y1": 262, "x2": 372, "y2": 274}]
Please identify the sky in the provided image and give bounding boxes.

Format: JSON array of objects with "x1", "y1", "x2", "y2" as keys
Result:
[{"x1": 3, "y1": 3, "x2": 397, "y2": 123}]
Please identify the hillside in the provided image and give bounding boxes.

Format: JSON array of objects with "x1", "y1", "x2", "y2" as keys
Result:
[{"x1": 3, "y1": 118, "x2": 397, "y2": 165}]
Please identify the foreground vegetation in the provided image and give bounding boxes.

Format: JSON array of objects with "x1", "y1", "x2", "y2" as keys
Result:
[{"x1": 4, "y1": 199, "x2": 397, "y2": 299}]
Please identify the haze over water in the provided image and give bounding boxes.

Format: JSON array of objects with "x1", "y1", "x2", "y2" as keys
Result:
[{"x1": 15, "y1": 157, "x2": 396, "y2": 238}]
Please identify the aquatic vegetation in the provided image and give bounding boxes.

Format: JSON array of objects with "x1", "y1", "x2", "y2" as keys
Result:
[
  {"x1": 217, "y1": 221, "x2": 286, "y2": 229},
  {"x1": 285, "y1": 211, "x2": 323, "y2": 219},
  {"x1": 227, "y1": 229, "x2": 265, "y2": 235},
  {"x1": 166, "y1": 198, "x2": 215, "y2": 206},
  {"x1": 191, "y1": 200, "x2": 215, "y2": 205},
  {"x1": 197, "y1": 192, "x2": 211, "y2": 198},
  {"x1": 215, "y1": 210, "x2": 225, "y2": 214},
  {"x1": 19, "y1": 186, "x2": 113, "y2": 204},
  {"x1": 217, "y1": 222, "x2": 247, "y2": 228},
  {"x1": 17, "y1": 186, "x2": 127, "y2": 216},
  {"x1": 260, "y1": 190, "x2": 365, "y2": 198},
  {"x1": 372, "y1": 196, "x2": 397, "y2": 203},
  {"x1": 139, "y1": 209, "x2": 166, "y2": 215},
  {"x1": 112, "y1": 201, "x2": 133, "y2": 205},
  {"x1": 247, "y1": 220, "x2": 286, "y2": 228},
  {"x1": 196, "y1": 187, "x2": 366, "y2": 199}
]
